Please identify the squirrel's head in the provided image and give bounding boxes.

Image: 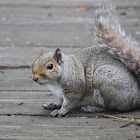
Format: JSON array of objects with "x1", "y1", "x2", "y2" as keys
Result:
[{"x1": 31, "y1": 48, "x2": 63, "y2": 85}]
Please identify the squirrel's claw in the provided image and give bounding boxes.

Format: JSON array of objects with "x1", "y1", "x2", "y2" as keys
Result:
[{"x1": 42, "y1": 103, "x2": 60, "y2": 110}]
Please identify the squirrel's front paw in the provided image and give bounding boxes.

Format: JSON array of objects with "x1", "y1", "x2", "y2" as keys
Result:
[
  {"x1": 50, "y1": 109, "x2": 68, "y2": 117},
  {"x1": 42, "y1": 103, "x2": 60, "y2": 110}
]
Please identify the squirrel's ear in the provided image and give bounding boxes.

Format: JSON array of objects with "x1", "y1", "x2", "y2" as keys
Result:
[
  {"x1": 40, "y1": 46, "x2": 44, "y2": 56},
  {"x1": 53, "y1": 48, "x2": 62, "y2": 65}
]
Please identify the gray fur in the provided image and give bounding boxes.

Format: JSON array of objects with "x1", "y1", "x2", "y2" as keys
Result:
[{"x1": 32, "y1": 6, "x2": 140, "y2": 116}]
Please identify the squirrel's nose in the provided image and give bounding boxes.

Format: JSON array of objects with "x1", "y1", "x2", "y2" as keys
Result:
[
  {"x1": 34, "y1": 77, "x2": 38, "y2": 82},
  {"x1": 32, "y1": 75, "x2": 40, "y2": 82}
]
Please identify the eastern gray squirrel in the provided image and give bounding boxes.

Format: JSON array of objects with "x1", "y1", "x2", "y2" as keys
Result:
[{"x1": 31, "y1": 5, "x2": 140, "y2": 117}]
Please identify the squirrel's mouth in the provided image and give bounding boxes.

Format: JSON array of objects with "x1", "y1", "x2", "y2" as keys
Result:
[
  {"x1": 39, "y1": 83, "x2": 45, "y2": 85},
  {"x1": 37, "y1": 80, "x2": 49, "y2": 85}
]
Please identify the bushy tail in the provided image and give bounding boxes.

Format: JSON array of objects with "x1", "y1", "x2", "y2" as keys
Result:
[{"x1": 90, "y1": 5, "x2": 140, "y2": 75}]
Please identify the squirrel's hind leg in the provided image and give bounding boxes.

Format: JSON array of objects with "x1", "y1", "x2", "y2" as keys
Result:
[
  {"x1": 93, "y1": 65, "x2": 139, "y2": 111},
  {"x1": 81, "y1": 89, "x2": 106, "y2": 113},
  {"x1": 81, "y1": 105, "x2": 105, "y2": 113}
]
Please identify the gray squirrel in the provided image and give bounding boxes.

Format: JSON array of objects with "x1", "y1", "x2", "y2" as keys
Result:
[{"x1": 31, "y1": 5, "x2": 140, "y2": 117}]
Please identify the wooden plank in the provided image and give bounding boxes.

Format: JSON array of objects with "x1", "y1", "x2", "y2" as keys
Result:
[
  {"x1": 0, "y1": 69, "x2": 50, "y2": 90},
  {"x1": 0, "y1": 23, "x2": 140, "y2": 66},
  {"x1": 0, "y1": 90, "x2": 139, "y2": 118},
  {"x1": 0, "y1": 0, "x2": 139, "y2": 8},
  {"x1": 0, "y1": 5, "x2": 140, "y2": 24},
  {"x1": 0, "y1": 116, "x2": 138, "y2": 140},
  {"x1": 0, "y1": 23, "x2": 92, "y2": 47},
  {"x1": 0, "y1": 2, "x2": 139, "y2": 48},
  {"x1": 0, "y1": 91, "x2": 55, "y2": 115},
  {"x1": 0, "y1": 69, "x2": 139, "y2": 117},
  {"x1": 0, "y1": 25, "x2": 139, "y2": 48},
  {"x1": 0, "y1": 47, "x2": 80, "y2": 66}
]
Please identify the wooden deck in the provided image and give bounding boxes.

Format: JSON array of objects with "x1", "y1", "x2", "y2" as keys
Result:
[{"x1": 0, "y1": 0, "x2": 140, "y2": 139}]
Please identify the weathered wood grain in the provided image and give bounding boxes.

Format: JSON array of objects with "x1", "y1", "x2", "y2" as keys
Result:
[
  {"x1": 0, "y1": 0, "x2": 139, "y2": 48},
  {"x1": 0, "y1": 47, "x2": 80, "y2": 66},
  {"x1": 0, "y1": 5, "x2": 140, "y2": 24},
  {"x1": 0, "y1": 90, "x2": 139, "y2": 118},
  {"x1": 0, "y1": 24, "x2": 91, "y2": 47},
  {"x1": 0, "y1": 69, "x2": 49, "y2": 90},
  {"x1": 0, "y1": 91, "x2": 55, "y2": 115},
  {"x1": 0, "y1": 0, "x2": 140, "y2": 8},
  {"x1": 0, "y1": 24, "x2": 139, "y2": 48},
  {"x1": 0, "y1": 116, "x2": 138, "y2": 140}
]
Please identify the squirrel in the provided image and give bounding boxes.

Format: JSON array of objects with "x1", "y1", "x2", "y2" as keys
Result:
[{"x1": 31, "y1": 5, "x2": 140, "y2": 117}]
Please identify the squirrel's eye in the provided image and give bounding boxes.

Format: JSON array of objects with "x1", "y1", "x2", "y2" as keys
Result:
[{"x1": 47, "y1": 64, "x2": 53, "y2": 70}]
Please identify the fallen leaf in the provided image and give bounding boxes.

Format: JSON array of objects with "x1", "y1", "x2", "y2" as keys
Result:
[
  {"x1": 22, "y1": 60, "x2": 26, "y2": 63},
  {"x1": 69, "y1": 46, "x2": 74, "y2": 50},
  {"x1": 76, "y1": 7, "x2": 89, "y2": 12},
  {"x1": 134, "y1": 119, "x2": 140, "y2": 126}
]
